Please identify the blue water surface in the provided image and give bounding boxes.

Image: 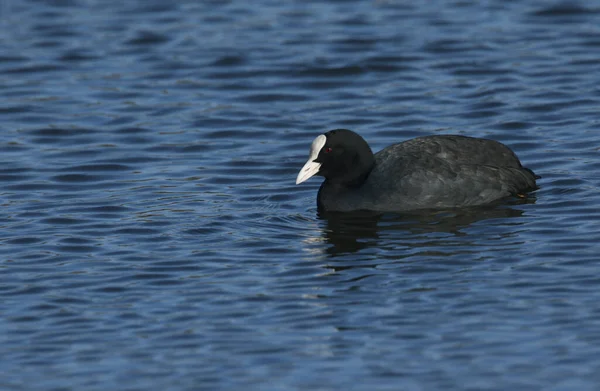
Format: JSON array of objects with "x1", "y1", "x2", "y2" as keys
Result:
[{"x1": 1, "y1": 1, "x2": 600, "y2": 390}]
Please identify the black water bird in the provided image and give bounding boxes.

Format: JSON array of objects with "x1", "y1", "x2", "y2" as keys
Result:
[{"x1": 296, "y1": 129, "x2": 538, "y2": 212}]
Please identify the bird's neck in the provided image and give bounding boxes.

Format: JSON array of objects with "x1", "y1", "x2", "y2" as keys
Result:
[{"x1": 328, "y1": 161, "x2": 375, "y2": 189}]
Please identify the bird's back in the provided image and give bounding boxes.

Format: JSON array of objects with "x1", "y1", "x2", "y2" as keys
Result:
[{"x1": 376, "y1": 135, "x2": 524, "y2": 168}]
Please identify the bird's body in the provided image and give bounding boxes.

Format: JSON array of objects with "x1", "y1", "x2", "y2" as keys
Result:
[{"x1": 297, "y1": 130, "x2": 538, "y2": 212}]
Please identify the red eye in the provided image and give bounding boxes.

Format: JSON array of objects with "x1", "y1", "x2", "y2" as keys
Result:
[{"x1": 324, "y1": 147, "x2": 332, "y2": 153}]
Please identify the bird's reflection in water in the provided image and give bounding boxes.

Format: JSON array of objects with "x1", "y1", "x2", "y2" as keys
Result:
[{"x1": 318, "y1": 196, "x2": 536, "y2": 256}]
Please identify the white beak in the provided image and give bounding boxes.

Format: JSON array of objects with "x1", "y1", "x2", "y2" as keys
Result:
[{"x1": 296, "y1": 134, "x2": 326, "y2": 184}]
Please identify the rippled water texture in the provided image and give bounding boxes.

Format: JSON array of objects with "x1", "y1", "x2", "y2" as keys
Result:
[{"x1": 2, "y1": 1, "x2": 600, "y2": 390}]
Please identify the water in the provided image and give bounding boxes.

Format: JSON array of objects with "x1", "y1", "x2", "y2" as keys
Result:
[{"x1": 1, "y1": 1, "x2": 600, "y2": 390}]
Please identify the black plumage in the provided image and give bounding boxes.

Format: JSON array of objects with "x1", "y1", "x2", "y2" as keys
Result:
[{"x1": 297, "y1": 129, "x2": 538, "y2": 212}]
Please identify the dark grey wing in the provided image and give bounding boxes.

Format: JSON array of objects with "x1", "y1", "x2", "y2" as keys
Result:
[
  {"x1": 436, "y1": 163, "x2": 537, "y2": 206},
  {"x1": 369, "y1": 154, "x2": 537, "y2": 210},
  {"x1": 392, "y1": 135, "x2": 526, "y2": 168}
]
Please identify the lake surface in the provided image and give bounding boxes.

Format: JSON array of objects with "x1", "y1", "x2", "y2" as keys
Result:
[{"x1": 2, "y1": 1, "x2": 600, "y2": 390}]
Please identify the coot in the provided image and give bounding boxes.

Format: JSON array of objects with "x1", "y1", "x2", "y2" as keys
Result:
[{"x1": 296, "y1": 129, "x2": 538, "y2": 212}]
